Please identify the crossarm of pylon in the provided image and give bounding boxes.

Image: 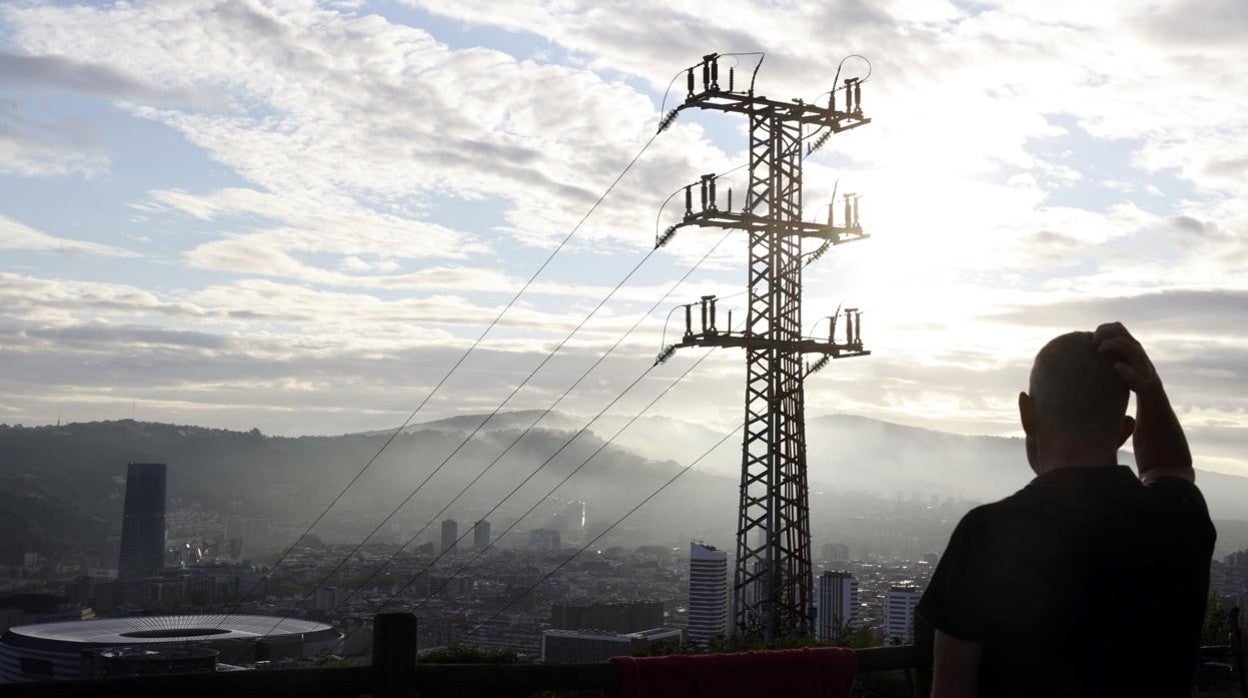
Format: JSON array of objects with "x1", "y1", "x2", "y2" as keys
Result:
[{"x1": 673, "y1": 332, "x2": 869, "y2": 357}]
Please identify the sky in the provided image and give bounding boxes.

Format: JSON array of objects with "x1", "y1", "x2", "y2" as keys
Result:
[{"x1": 0, "y1": 0, "x2": 1245, "y2": 474}]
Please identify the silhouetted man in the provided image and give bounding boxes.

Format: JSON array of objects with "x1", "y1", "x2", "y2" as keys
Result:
[{"x1": 919, "y1": 323, "x2": 1215, "y2": 697}]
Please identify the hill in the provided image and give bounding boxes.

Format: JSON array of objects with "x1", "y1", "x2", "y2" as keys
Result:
[{"x1": 2, "y1": 414, "x2": 1247, "y2": 565}]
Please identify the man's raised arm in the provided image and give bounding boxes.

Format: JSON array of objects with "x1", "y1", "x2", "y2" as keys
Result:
[{"x1": 1094, "y1": 322, "x2": 1193, "y2": 483}]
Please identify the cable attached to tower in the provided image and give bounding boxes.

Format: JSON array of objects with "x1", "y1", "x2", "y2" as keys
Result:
[{"x1": 214, "y1": 127, "x2": 668, "y2": 629}]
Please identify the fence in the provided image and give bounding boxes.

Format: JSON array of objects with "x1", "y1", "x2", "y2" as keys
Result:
[
  {"x1": 5, "y1": 611, "x2": 1247, "y2": 697},
  {"x1": 0, "y1": 613, "x2": 929, "y2": 697}
]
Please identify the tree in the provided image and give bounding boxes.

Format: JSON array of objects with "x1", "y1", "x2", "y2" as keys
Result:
[
  {"x1": 419, "y1": 643, "x2": 532, "y2": 664},
  {"x1": 1203, "y1": 595, "x2": 1231, "y2": 646}
]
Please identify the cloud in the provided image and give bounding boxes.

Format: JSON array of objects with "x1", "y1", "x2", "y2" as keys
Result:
[
  {"x1": 1139, "y1": 0, "x2": 1248, "y2": 47},
  {"x1": 0, "y1": 98, "x2": 109, "y2": 177},
  {"x1": 11, "y1": 0, "x2": 732, "y2": 255},
  {"x1": 0, "y1": 214, "x2": 137, "y2": 257},
  {"x1": 24, "y1": 323, "x2": 231, "y2": 350},
  {"x1": 993, "y1": 289, "x2": 1248, "y2": 335},
  {"x1": 0, "y1": 51, "x2": 222, "y2": 107},
  {"x1": 0, "y1": 0, "x2": 1245, "y2": 477}
]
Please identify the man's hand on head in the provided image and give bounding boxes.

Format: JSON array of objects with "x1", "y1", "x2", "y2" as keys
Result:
[
  {"x1": 1094, "y1": 322, "x2": 1193, "y2": 477},
  {"x1": 1093, "y1": 322, "x2": 1157, "y2": 394}
]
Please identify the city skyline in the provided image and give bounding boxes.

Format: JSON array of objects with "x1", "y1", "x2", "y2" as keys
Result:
[{"x1": 1, "y1": 1, "x2": 1245, "y2": 478}]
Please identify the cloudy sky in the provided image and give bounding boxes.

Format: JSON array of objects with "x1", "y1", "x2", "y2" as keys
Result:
[{"x1": 1, "y1": 0, "x2": 1245, "y2": 473}]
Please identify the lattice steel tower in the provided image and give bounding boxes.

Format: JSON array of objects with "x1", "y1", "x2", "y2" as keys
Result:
[{"x1": 659, "y1": 53, "x2": 872, "y2": 639}]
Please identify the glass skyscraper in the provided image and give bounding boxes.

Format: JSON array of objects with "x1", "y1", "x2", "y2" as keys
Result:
[{"x1": 118, "y1": 462, "x2": 167, "y2": 579}]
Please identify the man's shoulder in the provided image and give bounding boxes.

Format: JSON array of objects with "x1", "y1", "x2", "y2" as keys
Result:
[
  {"x1": 948, "y1": 501, "x2": 1007, "y2": 539},
  {"x1": 949, "y1": 489, "x2": 1052, "y2": 542},
  {"x1": 1145, "y1": 471, "x2": 1207, "y2": 503},
  {"x1": 961, "y1": 490, "x2": 1030, "y2": 523},
  {"x1": 1146, "y1": 474, "x2": 1216, "y2": 538}
]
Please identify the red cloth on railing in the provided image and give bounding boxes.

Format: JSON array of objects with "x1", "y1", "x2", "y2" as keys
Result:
[{"x1": 609, "y1": 647, "x2": 858, "y2": 698}]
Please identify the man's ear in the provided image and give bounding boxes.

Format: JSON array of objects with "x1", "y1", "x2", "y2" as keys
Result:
[
  {"x1": 1018, "y1": 391, "x2": 1035, "y2": 436},
  {"x1": 1117, "y1": 415, "x2": 1135, "y2": 448}
]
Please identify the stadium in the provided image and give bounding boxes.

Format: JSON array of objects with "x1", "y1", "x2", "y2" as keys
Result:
[{"x1": 0, "y1": 614, "x2": 341, "y2": 683}]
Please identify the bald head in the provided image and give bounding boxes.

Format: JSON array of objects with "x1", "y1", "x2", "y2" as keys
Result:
[{"x1": 1028, "y1": 331, "x2": 1130, "y2": 444}]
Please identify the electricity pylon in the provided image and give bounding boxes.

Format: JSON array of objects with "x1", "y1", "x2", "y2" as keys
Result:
[{"x1": 658, "y1": 53, "x2": 872, "y2": 639}]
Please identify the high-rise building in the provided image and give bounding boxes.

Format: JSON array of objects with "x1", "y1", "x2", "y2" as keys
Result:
[
  {"x1": 440, "y1": 519, "x2": 458, "y2": 554},
  {"x1": 118, "y1": 462, "x2": 167, "y2": 580},
  {"x1": 687, "y1": 542, "x2": 727, "y2": 646},
  {"x1": 884, "y1": 584, "x2": 923, "y2": 643},
  {"x1": 816, "y1": 571, "x2": 859, "y2": 640},
  {"x1": 473, "y1": 520, "x2": 491, "y2": 549}
]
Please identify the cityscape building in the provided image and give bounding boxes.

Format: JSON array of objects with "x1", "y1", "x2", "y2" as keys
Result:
[
  {"x1": 313, "y1": 586, "x2": 343, "y2": 611},
  {"x1": 440, "y1": 519, "x2": 458, "y2": 554},
  {"x1": 118, "y1": 463, "x2": 167, "y2": 580},
  {"x1": 884, "y1": 584, "x2": 923, "y2": 643},
  {"x1": 21, "y1": 554, "x2": 43, "y2": 574},
  {"x1": 0, "y1": 615, "x2": 339, "y2": 682},
  {"x1": 529, "y1": 529, "x2": 561, "y2": 553},
  {"x1": 0, "y1": 594, "x2": 91, "y2": 636},
  {"x1": 80, "y1": 645, "x2": 218, "y2": 679},
  {"x1": 473, "y1": 520, "x2": 491, "y2": 549},
  {"x1": 816, "y1": 571, "x2": 859, "y2": 640},
  {"x1": 687, "y1": 542, "x2": 727, "y2": 645},
  {"x1": 540, "y1": 628, "x2": 682, "y2": 664},
  {"x1": 549, "y1": 601, "x2": 665, "y2": 634}
]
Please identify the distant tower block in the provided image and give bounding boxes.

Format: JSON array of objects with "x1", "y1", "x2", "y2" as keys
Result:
[
  {"x1": 473, "y1": 520, "x2": 491, "y2": 549},
  {"x1": 816, "y1": 570, "x2": 859, "y2": 640},
  {"x1": 687, "y1": 542, "x2": 728, "y2": 646},
  {"x1": 885, "y1": 584, "x2": 923, "y2": 643},
  {"x1": 118, "y1": 462, "x2": 167, "y2": 580},
  {"x1": 441, "y1": 519, "x2": 458, "y2": 554}
]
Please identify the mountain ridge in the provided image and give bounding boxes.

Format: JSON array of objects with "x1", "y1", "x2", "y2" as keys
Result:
[{"x1": 3, "y1": 414, "x2": 1247, "y2": 565}]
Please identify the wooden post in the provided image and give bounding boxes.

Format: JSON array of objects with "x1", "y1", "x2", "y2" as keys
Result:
[
  {"x1": 912, "y1": 613, "x2": 934, "y2": 698},
  {"x1": 373, "y1": 612, "x2": 417, "y2": 698}
]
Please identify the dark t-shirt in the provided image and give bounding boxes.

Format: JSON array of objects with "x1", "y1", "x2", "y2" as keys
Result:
[{"x1": 917, "y1": 465, "x2": 1216, "y2": 697}]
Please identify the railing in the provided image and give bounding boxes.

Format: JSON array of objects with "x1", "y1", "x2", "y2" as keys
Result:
[
  {"x1": 6, "y1": 611, "x2": 1245, "y2": 698},
  {"x1": 0, "y1": 613, "x2": 930, "y2": 697}
]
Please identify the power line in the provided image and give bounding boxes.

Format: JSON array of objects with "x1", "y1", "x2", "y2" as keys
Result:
[
  {"x1": 463, "y1": 422, "x2": 743, "y2": 640},
  {"x1": 337, "y1": 356, "x2": 667, "y2": 634},
  {"x1": 257, "y1": 173, "x2": 742, "y2": 637},
  {"x1": 336, "y1": 354, "x2": 735, "y2": 653},
  {"x1": 395, "y1": 317, "x2": 737, "y2": 611},
  {"x1": 259, "y1": 244, "x2": 660, "y2": 634},
  {"x1": 215, "y1": 129, "x2": 663, "y2": 627},
  {"x1": 402, "y1": 345, "x2": 719, "y2": 614},
  {"x1": 293, "y1": 158, "x2": 746, "y2": 628},
  {"x1": 310, "y1": 228, "x2": 737, "y2": 627}
]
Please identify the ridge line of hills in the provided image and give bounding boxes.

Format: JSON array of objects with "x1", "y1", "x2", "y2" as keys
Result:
[{"x1": 3, "y1": 413, "x2": 1247, "y2": 566}]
